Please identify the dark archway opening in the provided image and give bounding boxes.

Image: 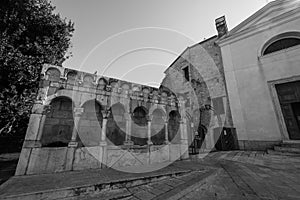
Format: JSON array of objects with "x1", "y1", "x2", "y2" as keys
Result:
[
  {"x1": 151, "y1": 109, "x2": 165, "y2": 145},
  {"x1": 106, "y1": 103, "x2": 126, "y2": 146},
  {"x1": 131, "y1": 106, "x2": 148, "y2": 146},
  {"x1": 41, "y1": 97, "x2": 73, "y2": 147},
  {"x1": 168, "y1": 110, "x2": 181, "y2": 144}
]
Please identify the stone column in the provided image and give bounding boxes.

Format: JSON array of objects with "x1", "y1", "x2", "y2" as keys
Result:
[
  {"x1": 124, "y1": 113, "x2": 133, "y2": 145},
  {"x1": 163, "y1": 116, "x2": 169, "y2": 144},
  {"x1": 68, "y1": 107, "x2": 84, "y2": 147},
  {"x1": 147, "y1": 116, "x2": 153, "y2": 145},
  {"x1": 180, "y1": 117, "x2": 189, "y2": 159},
  {"x1": 100, "y1": 109, "x2": 110, "y2": 146},
  {"x1": 65, "y1": 107, "x2": 84, "y2": 171},
  {"x1": 179, "y1": 98, "x2": 189, "y2": 160}
]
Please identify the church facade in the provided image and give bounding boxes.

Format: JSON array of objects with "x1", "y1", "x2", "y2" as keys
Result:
[{"x1": 218, "y1": 0, "x2": 300, "y2": 150}]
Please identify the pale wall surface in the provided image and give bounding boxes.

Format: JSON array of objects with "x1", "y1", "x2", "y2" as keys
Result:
[{"x1": 220, "y1": 11, "x2": 300, "y2": 147}]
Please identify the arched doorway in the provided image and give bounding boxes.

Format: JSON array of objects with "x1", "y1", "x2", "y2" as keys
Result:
[{"x1": 41, "y1": 97, "x2": 73, "y2": 147}]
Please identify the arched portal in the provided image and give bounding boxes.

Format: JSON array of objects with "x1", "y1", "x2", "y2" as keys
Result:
[
  {"x1": 151, "y1": 109, "x2": 165, "y2": 145},
  {"x1": 168, "y1": 110, "x2": 181, "y2": 144},
  {"x1": 78, "y1": 100, "x2": 102, "y2": 147},
  {"x1": 41, "y1": 97, "x2": 73, "y2": 147}
]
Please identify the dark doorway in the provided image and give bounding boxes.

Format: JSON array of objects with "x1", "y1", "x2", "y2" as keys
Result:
[
  {"x1": 275, "y1": 81, "x2": 300, "y2": 140},
  {"x1": 214, "y1": 127, "x2": 238, "y2": 151},
  {"x1": 292, "y1": 102, "x2": 300, "y2": 138},
  {"x1": 189, "y1": 125, "x2": 206, "y2": 155}
]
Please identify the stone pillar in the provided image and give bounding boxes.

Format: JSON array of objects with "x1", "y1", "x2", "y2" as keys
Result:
[
  {"x1": 65, "y1": 107, "x2": 84, "y2": 171},
  {"x1": 15, "y1": 102, "x2": 50, "y2": 175},
  {"x1": 163, "y1": 116, "x2": 169, "y2": 144},
  {"x1": 178, "y1": 98, "x2": 189, "y2": 160},
  {"x1": 99, "y1": 108, "x2": 110, "y2": 168},
  {"x1": 68, "y1": 107, "x2": 84, "y2": 147},
  {"x1": 124, "y1": 113, "x2": 133, "y2": 145},
  {"x1": 100, "y1": 109, "x2": 110, "y2": 146},
  {"x1": 180, "y1": 117, "x2": 189, "y2": 159},
  {"x1": 147, "y1": 117, "x2": 153, "y2": 145},
  {"x1": 100, "y1": 118, "x2": 108, "y2": 145}
]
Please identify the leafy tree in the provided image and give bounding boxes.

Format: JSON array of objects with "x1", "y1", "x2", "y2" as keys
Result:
[{"x1": 0, "y1": 0, "x2": 74, "y2": 138}]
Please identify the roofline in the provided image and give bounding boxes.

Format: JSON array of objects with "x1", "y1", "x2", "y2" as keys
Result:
[
  {"x1": 217, "y1": 0, "x2": 299, "y2": 45},
  {"x1": 164, "y1": 35, "x2": 218, "y2": 73}
]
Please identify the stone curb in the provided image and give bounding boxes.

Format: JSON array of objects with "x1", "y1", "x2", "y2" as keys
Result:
[{"x1": 0, "y1": 170, "x2": 191, "y2": 200}]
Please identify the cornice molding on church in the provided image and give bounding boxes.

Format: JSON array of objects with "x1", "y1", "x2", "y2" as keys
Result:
[{"x1": 217, "y1": 7, "x2": 300, "y2": 47}]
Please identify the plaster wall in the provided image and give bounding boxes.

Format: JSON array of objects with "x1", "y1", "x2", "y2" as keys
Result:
[{"x1": 221, "y1": 17, "x2": 300, "y2": 143}]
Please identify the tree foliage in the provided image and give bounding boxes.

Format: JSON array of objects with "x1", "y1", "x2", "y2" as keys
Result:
[{"x1": 0, "y1": 0, "x2": 74, "y2": 136}]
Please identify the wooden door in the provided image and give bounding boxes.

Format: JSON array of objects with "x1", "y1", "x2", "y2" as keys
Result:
[{"x1": 276, "y1": 81, "x2": 300, "y2": 140}]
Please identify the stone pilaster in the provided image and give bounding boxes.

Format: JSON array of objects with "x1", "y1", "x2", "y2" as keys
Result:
[{"x1": 147, "y1": 115, "x2": 153, "y2": 145}]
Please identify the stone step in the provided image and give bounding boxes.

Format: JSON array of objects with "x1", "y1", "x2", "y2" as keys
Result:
[
  {"x1": 266, "y1": 149, "x2": 300, "y2": 157},
  {"x1": 273, "y1": 146, "x2": 300, "y2": 154},
  {"x1": 0, "y1": 169, "x2": 191, "y2": 200},
  {"x1": 281, "y1": 140, "x2": 300, "y2": 148}
]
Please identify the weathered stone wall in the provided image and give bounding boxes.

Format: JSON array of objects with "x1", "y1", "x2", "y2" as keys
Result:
[
  {"x1": 161, "y1": 36, "x2": 235, "y2": 152},
  {"x1": 16, "y1": 64, "x2": 190, "y2": 175}
]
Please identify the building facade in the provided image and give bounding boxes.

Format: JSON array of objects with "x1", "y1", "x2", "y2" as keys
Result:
[
  {"x1": 218, "y1": 0, "x2": 300, "y2": 150},
  {"x1": 161, "y1": 25, "x2": 236, "y2": 154},
  {"x1": 16, "y1": 64, "x2": 190, "y2": 175}
]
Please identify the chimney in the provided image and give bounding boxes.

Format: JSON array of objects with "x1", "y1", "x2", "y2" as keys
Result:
[{"x1": 215, "y1": 16, "x2": 228, "y2": 37}]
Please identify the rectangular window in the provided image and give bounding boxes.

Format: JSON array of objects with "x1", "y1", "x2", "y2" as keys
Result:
[{"x1": 182, "y1": 66, "x2": 189, "y2": 81}]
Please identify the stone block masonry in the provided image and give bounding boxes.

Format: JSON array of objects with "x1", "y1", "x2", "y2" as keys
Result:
[{"x1": 15, "y1": 64, "x2": 190, "y2": 175}]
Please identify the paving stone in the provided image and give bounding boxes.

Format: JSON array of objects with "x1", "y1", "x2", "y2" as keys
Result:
[
  {"x1": 1, "y1": 151, "x2": 300, "y2": 200},
  {"x1": 133, "y1": 190, "x2": 156, "y2": 200}
]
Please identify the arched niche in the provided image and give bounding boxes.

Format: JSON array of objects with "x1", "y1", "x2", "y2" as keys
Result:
[
  {"x1": 150, "y1": 109, "x2": 165, "y2": 145},
  {"x1": 41, "y1": 97, "x2": 74, "y2": 147},
  {"x1": 131, "y1": 106, "x2": 148, "y2": 146},
  {"x1": 97, "y1": 78, "x2": 107, "y2": 90},
  {"x1": 77, "y1": 100, "x2": 102, "y2": 147},
  {"x1": 46, "y1": 67, "x2": 61, "y2": 82},
  {"x1": 66, "y1": 71, "x2": 77, "y2": 85},
  {"x1": 168, "y1": 110, "x2": 181, "y2": 144},
  {"x1": 106, "y1": 103, "x2": 126, "y2": 146},
  {"x1": 83, "y1": 75, "x2": 94, "y2": 87}
]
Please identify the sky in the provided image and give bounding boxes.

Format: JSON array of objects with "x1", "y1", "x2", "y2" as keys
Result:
[{"x1": 51, "y1": 0, "x2": 270, "y2": 87}]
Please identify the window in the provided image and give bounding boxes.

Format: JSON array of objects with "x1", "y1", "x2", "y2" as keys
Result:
[
  {"x1": 182, "y1": 66, "x2": 189, "y2": 81},
  {"x1": 262, "y1": 32, "x2": 300, "y2": 56}
]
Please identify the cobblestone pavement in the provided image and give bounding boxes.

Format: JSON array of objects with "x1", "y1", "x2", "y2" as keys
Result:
[
  {"x1": 70, "y1": 151, "x2": 300, "y2": 200},
  {"x1": 173, "y1": 151, "x2": 300, "y2": 200},
  {"x1": 1, "y1": 151, "x2": 300, "y2": 200}
]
